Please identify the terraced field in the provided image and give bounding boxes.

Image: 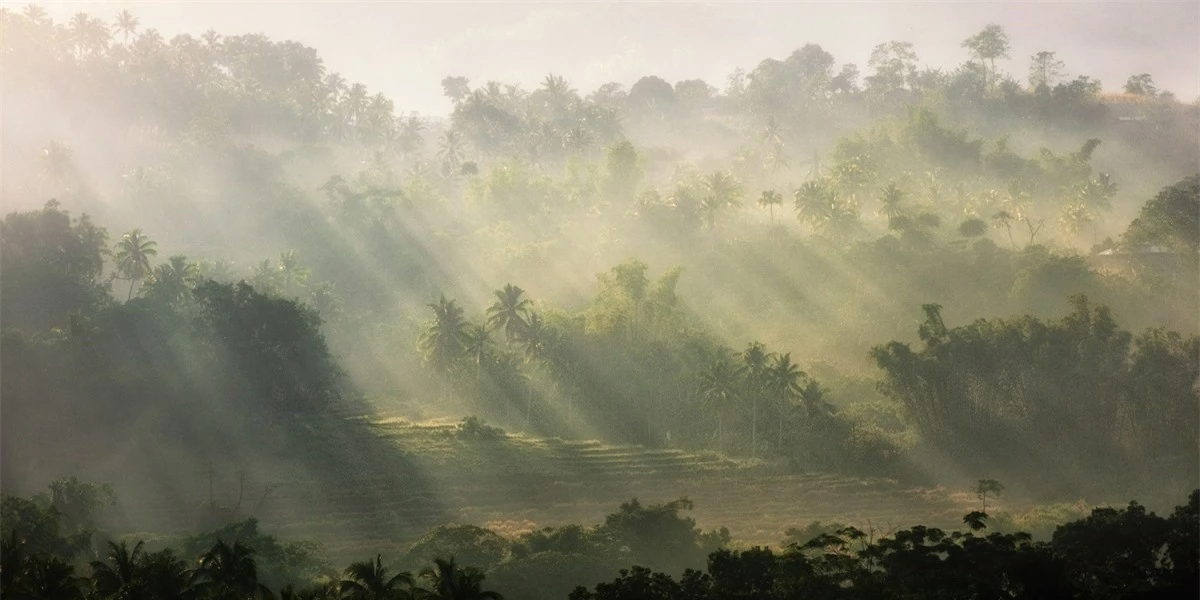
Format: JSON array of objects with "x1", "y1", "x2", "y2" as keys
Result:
[{"x1": 114, "y1": 414, "x2": 979, "y2": 561}]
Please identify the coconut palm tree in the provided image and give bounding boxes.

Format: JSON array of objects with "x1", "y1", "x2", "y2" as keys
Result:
[
  {"x1": 90, "y1": 540, "x2": 157, "y2": 600},
  {"x1": 741, "y1": 342, "x2": 773, "y2": 456},
  {"x1": 876, "y1": 182, "x2": 906, "y2": 221},
  {"x1": 191, "y1": 540, "x2": 271, "y2": 600},
  {"x1": 114, "y1": 229, "x2": 158, "y2": 300},
  {"x1": 339, "y1": 555, "x2": 414, "y2": 600},
  {"x1": 699, "y1": 170, "x2": 743, "y2": 229},
  {"x1": 278, "y1": 250, "x2": 311, "y2": 297},
  {"x1": 112, "y1": 10, "x2": 139, "y2": 45},
  {"x1": 22, "y1": 555, "x2": 87, "y2": 599},
  {"x1": 144, "y1": 255, "x2": 200, "y2": 306},
  {"x1": 250, "y1": 259, "x2": 282, "y2": 296},
  {"x1": 67, "y1": 12, "x2": 90, "y2": 58},
  {"x1": 22, "y1": 4, "x2": 49, "y2": 25},
  {"x1": 767, "y1": 353, "x2": 806, "y2": 447},
  {"x1": 437, "y1": 130, "x2": 465, "y2": 176},
  {"x1": 698, "y1": 355, "x2": 745, "y2": 454},
  {"x1": 137, "y1": 549, "x2": 193, "y2": 600},
  {"x1": 485, "y1": 284, "x2": 531, "y2": 344},
  {"x1": 794, "y1": 179, "x2": 834, "y2": 230},
  {"x1": 1058, "y1": 202, "x2": 1095, "y2": 237},
  {"x1": 201, "y1": 28, "x2": 222, "y2": 50},
  {"x1": 758, "y1": 190, "x2": 783, "y2": 224},
  {"x1": 420, "y1": 295, "x2": 469, "y2": 377},
  {"x1": 519, "y1": 313, "x2": 560, "y2": 421},
  {"x1": 463, "y1": 323, "x2": 493, "y2": 407},
  {"x1": 419, "y1": 557, "x2": 503, "y2": 600}
]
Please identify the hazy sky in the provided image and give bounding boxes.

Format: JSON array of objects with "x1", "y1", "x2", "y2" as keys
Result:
[{"x1": 31, "y1": 1, "x2": 1200, "y2": 116}]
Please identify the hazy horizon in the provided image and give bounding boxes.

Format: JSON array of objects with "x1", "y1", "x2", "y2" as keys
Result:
[{"x1": 33, "y1": 0, "x2": 1200, "y2": 116}]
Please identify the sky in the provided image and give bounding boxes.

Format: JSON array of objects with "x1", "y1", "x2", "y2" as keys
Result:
[{"x1": 26, "y1": 1, "x2": 1200, "y2": 116}]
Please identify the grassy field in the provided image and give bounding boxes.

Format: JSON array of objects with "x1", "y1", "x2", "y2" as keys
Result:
[{"x1": 112, "y1": 413, "x2": 981, "y2": 562}]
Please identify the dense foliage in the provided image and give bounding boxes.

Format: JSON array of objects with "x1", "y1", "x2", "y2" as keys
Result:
[
  {"x1": 1, "y1": 8, "x2": 1197, "y2": 588},
  {"x1": 2, "y1": 480, "x2": 1196, "y2": 600}
]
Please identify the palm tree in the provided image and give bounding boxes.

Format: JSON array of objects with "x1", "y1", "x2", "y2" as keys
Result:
[
  {"x1": 758, "y1": 190, "x2": 783, "y2": 224},
  {"x1": 540, "y1": 74, "x2": 575, "y2": 111},
  {"x1": 278, "y1": 250, "x2": 311, "y2": 297},
  {"x1": 485, "y1": 284, "x2": 531, "y2": 344},
  {"x1": 463, "y1": 324, "x2": 492, "y2": 407},
  {"x1": 201, "y1": 29, "x2": 222, "y2": 50},
  {"x1": 250, "y1": 259, "x2": 282, "y2": 295},
  {"x1": 1057, "y1": 202, "x2": 1095, "y2": 238},
  {"x1": 741, "y1": 342, "x2": 773, "y2": 456},
  {"x1": 145, "y1": 255, "x2": 200, "y2": 305},
  {"x1": 699, "y1": 170, "x2": 743, "y2": 229},
  {"x1": 113, "y1": 10, "x2": 139, "y2": 45},
  {"x1": 437, "y1": 130, "x2": 465, "y2": 176},
  {"x1": 137, "y1": 549, "x2": 193, "y2": 600},
  {"x1": 698, "y1": 355, "x2": 745, "y2": 454},
  {"x1": 90, "y1": 540, "x2": 146, "y2": 599},
  {"x1": 343, "y1": 83, "x2": 369, "y2": 130},
  {"x1": 114, "y1": 229, "x2": 158, "y2": 300},
  {"x1": 766, "y1": 353, "x2": 805, "y2": 447},
  {"x1": 794, "y1": 180, "x2": 834, "y2": 231},
  {"x1": 22, "y1": 4, "x2": 49, "y2": 26},
  {"x1": 876, "y1": 182, "x2": 906, "y2": 221},
  {"x1": 520, "y1": 313, "x2": 559, "y2": 422},
  {"x1": 760, "y1": 115, "x2": 784, "y2": 147},
  {"x1": 68, "y1": 12, "x2": 90, "y2": 58},
  {"x1": 340, "y1": 555, "x2": 414, "y2": 600},
  {"x1": 419, "y1": 557, "x2": 503, "y2": 600},
  {"x1": 191, "y1": 540, "x2": 271, "y2": 600},
  {"x1": 419, "y1": 295, "x2": 469, "y2": 377},
  {"x1": 23, "y1": 555, "x2": 86, "y2": 599}
]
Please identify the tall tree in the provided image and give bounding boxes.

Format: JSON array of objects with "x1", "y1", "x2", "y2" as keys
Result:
[
  {"x1": 766, "y1": 352, "x2": 806, "y2": 447},
  {"x1": 1123, "y1": 74, "x2": 1157, "y2": 96},
  {"x1": 741, "y1": 342, "x2": 773, "y2": 456},
  {"x1": 1028, "y1": 51, "x2": 1066, "y2": 89},
  {"x1": 112, "y1": 9, "x2": 139, "y2": 46},
  {"x1": 698, "y1": 355, "x2": 745, "y2": 453},
  {"x1": 114, "y1": 228, "x2": 158, "y2": 301},
  {"x1": 962, "y1": 24, "x2": 1010, "y2": 92},
  {"x1": 486, "y1": 284, "x2": 531, "y2": 344},
  {"x1": 144, "y1": 255, "x2": 199, "y2": 306},
  {"x1": 757, "y1": 190, "x2": 783, "y2": 224},
  {"x1": 420, "y1": 295, "x2": 469, "y2": 376}
]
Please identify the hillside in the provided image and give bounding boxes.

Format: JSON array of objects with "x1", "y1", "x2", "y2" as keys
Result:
[{"x1": 110, "y1": 414, "x2": 976, "y2": 561}]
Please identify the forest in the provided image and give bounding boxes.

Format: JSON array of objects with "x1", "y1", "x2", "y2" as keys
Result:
[{"x1": 1, "y1": 4, "x2": 1198, "y2": 598}]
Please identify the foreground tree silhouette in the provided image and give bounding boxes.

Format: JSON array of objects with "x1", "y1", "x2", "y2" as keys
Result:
[
  {"x1": 340, "y1": 554, "x2": 415, "y2": 600},
  {"x1": 89, "y1": 540, "x2": 147, "y2": 599},
  {"x1": 420, "y1": 556, "x2": 503, "y2": 600},
  {"x1": 191, "y1": 540, "x2": 272, "y2": 600}
]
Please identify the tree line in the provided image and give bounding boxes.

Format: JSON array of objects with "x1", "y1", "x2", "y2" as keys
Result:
[{"x1": 4, "y1": 478, "x2": 1196, "y2": 600}]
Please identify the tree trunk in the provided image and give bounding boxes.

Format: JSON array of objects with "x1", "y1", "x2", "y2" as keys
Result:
[{"x1": 751, "y1": 397, "x2": 757, "y2": 457}]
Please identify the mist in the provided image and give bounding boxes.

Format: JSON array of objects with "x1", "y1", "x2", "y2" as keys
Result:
[{"x1": 2, "y1": 2, "x2": 1198, "y2": 598}]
